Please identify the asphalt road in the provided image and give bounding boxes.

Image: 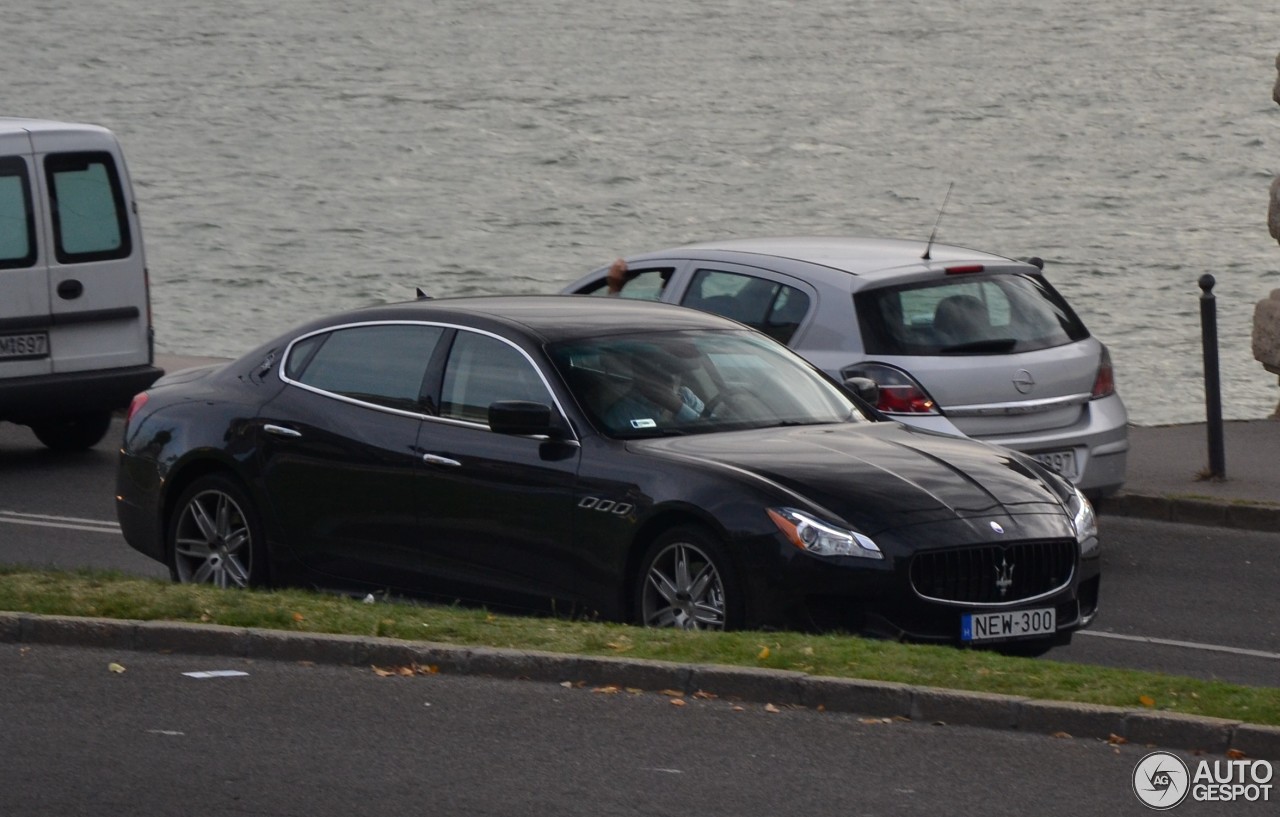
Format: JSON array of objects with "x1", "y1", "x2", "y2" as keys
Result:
[
  {"x1": 2, "y1": 418, "x2": 1279, "y2": 687},
  {"x1": 5, "y1": 641, "x2": 1270, "y2": 817}
]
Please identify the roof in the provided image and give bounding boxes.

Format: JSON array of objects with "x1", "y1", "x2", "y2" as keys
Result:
[
  {"x1": 0, "y1": 117, "x2": 114, "y2": 137},
  {"x1": 632, "y1": 236, "x2": 1031, "y2": 277},
  {"x1": 341, "y1": 294, "x2": 743, "y2": 343}
]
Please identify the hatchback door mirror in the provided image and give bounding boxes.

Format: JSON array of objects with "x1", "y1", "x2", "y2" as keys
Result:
[
  {"x1": 489, "y1": 400, "x2": 557, "y2": 437},
  {"x1": 843, "y1": 376, "x2": 880, "y2": 406}
]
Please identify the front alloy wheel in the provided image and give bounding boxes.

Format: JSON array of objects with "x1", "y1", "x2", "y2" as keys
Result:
[
  {"x1": 168, "y1": 475, "x2": 265, "y2": 588},
  {"x1": 637, "y1": 528, "x2": 739, "y2": 630}
]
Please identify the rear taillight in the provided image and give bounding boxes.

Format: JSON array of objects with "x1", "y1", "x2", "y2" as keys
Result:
[
  {"x1": 1091, "y1": 347, "x2": 1115, "y2": 399},
  {"x1": 125, "y1": 392, "x2": 149, "y2": 424},
  {"x1": 841, "y1": 363, "x2": 940, "y2": 415}
]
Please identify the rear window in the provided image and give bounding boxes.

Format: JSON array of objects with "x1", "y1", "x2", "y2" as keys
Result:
[
  {"x1": 45, "y1": 151, "x2": 132, "y2": 264},
  {"x1": 854, "y1": 273, "x2": 1089, "y2": 356},
  {"x1": 0, "y1": 156, "x2": 36, "y2": 269}
]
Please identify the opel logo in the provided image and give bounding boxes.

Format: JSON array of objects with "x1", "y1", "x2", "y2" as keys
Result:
[{"x1": 1012, "y1": 369, "x2": 1035, "y2": 395}]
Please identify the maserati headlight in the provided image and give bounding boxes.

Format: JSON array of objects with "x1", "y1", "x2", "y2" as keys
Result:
[
  {"x1": 1068, "y1": 486, "x2": 1099, "y2": 557},
  {"x1": 767, "y1": 508, "x2": 883, "y2": 560}
]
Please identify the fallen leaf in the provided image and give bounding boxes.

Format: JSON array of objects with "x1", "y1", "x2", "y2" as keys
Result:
[
  {"x1": 417, "y1": 664, "x2": 439, "y2": 675},
  {"x1": 1226, "y1": 749, "x2": 1247, "y2": 760},
  {"x1": 658, "y1": 689, "x2": 685, "y2": 697},
  {"x1": 371, "y1": 666, "x2": 395, "y2": 677},
  {"x1": 1108, "y1": 734, "x2": 1128, "y2": 746},
  {"x1": 107, "y1": 662, "x2": 126, "y2": 674},
  {"x1": 764, "y1": 703, "x2": 781, "y2": 713},
  {"x1": 559, "y1": 681, "x2": 574, "y2": 689},
  {"x1": 625, "y1": 687, "x2": 643, "y2": 695},
  {"x1": 692, "y1": 690, "x2": 718, "y2": 700},
  {"x1": 292, "y1": 612, "x2": 304, "y2": 623},
  {"x1": 859, "y1": 717, "x2": 885, "y2": 725},
  {"x1": 1052, "y1": 731, "x2": 1072, "y2": 739},
  {"x1": 1138, "y1": 695, "x2": 1156, "y2": 708},
  {"x1": 605, "y1": 641, "x2": 630, "y2": 651},
  {"x1": 756, "y1": 646, "x2": 771, "y2": 660},
  {"x1": 731, "y1": 705, "x2": 745, "y2": 712},
  {"x1": 593, "y1": 685, "x2": 622, "y2": 695},
  {"x1": 670, "y1": 698, "x2": 686, "y2": 707}
]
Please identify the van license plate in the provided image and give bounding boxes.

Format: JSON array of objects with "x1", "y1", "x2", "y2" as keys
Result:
[
  {"x1": 962, "y1": 608, "x2": 1056, "y2": 642},
  {"x1": 0, "y1": 332, "x2": 49, "y2": 360},
  {"x1": 1032, "y1": 449, "x2": 1078, "y2": 480}
]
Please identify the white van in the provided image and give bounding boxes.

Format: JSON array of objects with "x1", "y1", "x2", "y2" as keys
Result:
[{"x1": 0, "y1": 118, "x2": 162, "y2": 449}]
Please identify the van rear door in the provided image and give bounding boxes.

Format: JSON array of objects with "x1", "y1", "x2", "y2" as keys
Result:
[
  {"x1": 0, "y1": 129, "x2": 51, "y2": 379},
  {"x1": 30, "y1": 125, "x2": 151, "y2": 375}
]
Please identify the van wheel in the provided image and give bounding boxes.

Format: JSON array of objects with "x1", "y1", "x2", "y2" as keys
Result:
[{"x1": 31, "y1": 412, "x2": 113, "y2": 451}]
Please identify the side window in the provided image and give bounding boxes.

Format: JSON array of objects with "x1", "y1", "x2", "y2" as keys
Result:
[
  {"x1": 440, "y1": 332, "x2": 553, "y2": 424},
  {"x1": 0, "y1": 157, "x2": 35, "y2": 268},
  {"x1": 45, "y1": 152, "x2": 131, "y2": 263},
  {"x1": 580, "y1": 267, "x2": 673, "y2": 300},
  {"x1": 289, "y1": 324, "x2": 445, "y2": 412},
  {"x1": 682, "y1": 269, "x2": 810, "y2": 343}
]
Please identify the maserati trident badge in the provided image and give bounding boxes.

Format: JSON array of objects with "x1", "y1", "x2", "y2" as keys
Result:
[{"x1": 995, "y1": 557, "x2": 1015, "y2": 598}]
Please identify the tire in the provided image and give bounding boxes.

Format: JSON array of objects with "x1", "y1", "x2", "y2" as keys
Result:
[
  {"x1": 634, "y1": 526, "x2": 744, "y2": 631},
  {"x1": 167, "y1": 474, "x2": 268, "y2": 588},
  {"x1": 31, "y1": 411, "x2": 113, "y2": 451}
]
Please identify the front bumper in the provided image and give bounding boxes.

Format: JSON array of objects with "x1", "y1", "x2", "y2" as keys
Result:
[{"x1": 744, "y1": 534, "x2": 1100, "y2": 645}]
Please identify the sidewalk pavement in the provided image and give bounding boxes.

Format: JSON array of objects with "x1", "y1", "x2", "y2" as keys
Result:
[
  {"x1": 123, "y1": 356, "x2": 1279, "y2": 759},
  {"x1": 1103, "y1": 418, "x2": 1280, "y2": 531}
]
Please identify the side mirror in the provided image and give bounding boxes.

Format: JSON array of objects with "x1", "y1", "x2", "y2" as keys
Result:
[
  {"x1": 843, "y1": 376, "x2": 880, "y2": 407},
  {"x1": 489, "y1": 400, "x2": 557, "y2": 437}
]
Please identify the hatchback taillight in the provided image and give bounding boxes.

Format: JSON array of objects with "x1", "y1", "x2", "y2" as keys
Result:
[
  {"x1": 1091, "y1": 347, "x2": 1116, "y2": 399},
  {"x1": 841, "y1": 363, "x2": 940, "y2": 415}
]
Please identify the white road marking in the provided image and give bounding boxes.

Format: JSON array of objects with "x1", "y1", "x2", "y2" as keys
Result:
[
  {"x1": 0, "y1": 510, "x2": 120, "y2": 534},
  {"x1": 182, "y1": 670, "x2": 250, "y2": 679},
  {"x1": 1079, "y1": 630, "x2": 1280, "y2": 661}
]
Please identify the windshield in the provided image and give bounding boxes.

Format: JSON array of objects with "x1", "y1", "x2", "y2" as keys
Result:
[{"x1": 549, "y1": 329, "x2": 865, "y2": 438}]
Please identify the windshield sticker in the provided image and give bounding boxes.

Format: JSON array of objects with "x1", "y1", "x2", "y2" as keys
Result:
[{"x1": 630, "y1": 418, "x2": 657, "y2": 429}]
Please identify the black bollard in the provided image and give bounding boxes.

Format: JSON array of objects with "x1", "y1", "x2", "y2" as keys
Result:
[{"x1": 1199, "y1": 275, "x2": 1225, "y2": 478}]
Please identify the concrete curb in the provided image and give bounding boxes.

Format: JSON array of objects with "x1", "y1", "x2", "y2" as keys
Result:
[
  {"x1": 4, "y1": 612, "x2": 1278, "y2": 760},
  {"x1": 1099, "y1": 492, "x2": 1280, "y2": 532}
]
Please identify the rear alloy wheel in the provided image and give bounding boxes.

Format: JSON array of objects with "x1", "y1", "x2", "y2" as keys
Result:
[
  {"x1": 168, "y1": 475, "x2": 267, "y2": 588},
  {"x1": 636, "y1": 527, "x2": 742, "y2": 631},
  {"x1": 30, "y1": 411, "x2": 113, "y2": 451}
]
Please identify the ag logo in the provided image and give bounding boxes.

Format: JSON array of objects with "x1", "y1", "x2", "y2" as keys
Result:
[{"x1": 1133, "y1": 751, "x2": 1190, "y2": 810}]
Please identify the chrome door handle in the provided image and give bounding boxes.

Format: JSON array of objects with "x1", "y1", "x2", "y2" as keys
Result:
[
  {"x1": 263, "y1": 424, "x2": 302, "y2": 439},
  {"x1": 422, "y1": 454, "x2": 462, "y2": 467}
]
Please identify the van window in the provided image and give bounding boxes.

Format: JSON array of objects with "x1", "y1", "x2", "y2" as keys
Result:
[
  {"x1": 45, "y1": 152, "x2": 131, "y2": 263},
  {"x1": 0, "y1": 157, "x2": 36, "y2": 269}
]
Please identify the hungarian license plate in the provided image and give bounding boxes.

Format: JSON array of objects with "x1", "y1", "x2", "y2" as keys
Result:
[
  {"x1": 961, "y1": 607, "x2": 1056, "y2": 642},
  {"x1": 1032, "y1": 449, "x2": 1078, "y2": 480},
  {"x1": 0, "y1": 331, "x2": 49, "y2": 360}
]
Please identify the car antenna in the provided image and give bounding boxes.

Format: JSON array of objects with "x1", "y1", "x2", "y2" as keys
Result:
[
  {"x1": 415, "y1": 287, "x2": 433, "y2": 300},
  {"x1": 921, "y1": 181, "x2": 954, "y2": 261}
]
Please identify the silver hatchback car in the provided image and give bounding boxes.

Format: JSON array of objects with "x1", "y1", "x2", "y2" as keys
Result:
[{"x1": 562, "y1": 236, "x2": 1128, "y2": 499}]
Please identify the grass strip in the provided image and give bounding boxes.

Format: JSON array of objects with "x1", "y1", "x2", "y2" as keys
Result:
[{"x1": 2, "y1": 567, "x2": 1276, "y2": 725}]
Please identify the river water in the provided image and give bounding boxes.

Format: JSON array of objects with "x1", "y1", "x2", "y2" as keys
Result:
[{"x1": 6, "y1": 0, "x2": 1280, "y2": 425}]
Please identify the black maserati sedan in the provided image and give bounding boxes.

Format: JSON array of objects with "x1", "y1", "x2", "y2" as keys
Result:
[{"x1": 116, "y1": 295, "x2": 1100, "y2": 651}]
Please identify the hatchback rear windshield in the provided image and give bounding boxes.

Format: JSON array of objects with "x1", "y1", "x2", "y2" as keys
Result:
[{"x1": 854, "y1": 273, "x2": 1089, "y2": 356}]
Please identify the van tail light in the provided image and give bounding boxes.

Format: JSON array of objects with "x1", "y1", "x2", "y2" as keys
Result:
[
  {"x1": 125, "y1": 392, "x2": 149, "y2": 424},
  {"x1": 840, "y1": 363, "x2": 941, "y2": 415},
  {"x1": 1091, "y1": 346, "x2": 1116, "y2": 399}
]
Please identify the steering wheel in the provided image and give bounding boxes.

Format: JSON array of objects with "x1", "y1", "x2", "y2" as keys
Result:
[{"x1": 701, "y1": 387, "x2": 749, "y2": 418}]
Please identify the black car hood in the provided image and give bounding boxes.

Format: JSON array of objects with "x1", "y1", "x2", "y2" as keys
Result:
[{"x1": 631, "y1": 422, "x2": 1070, "y2": 536}]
